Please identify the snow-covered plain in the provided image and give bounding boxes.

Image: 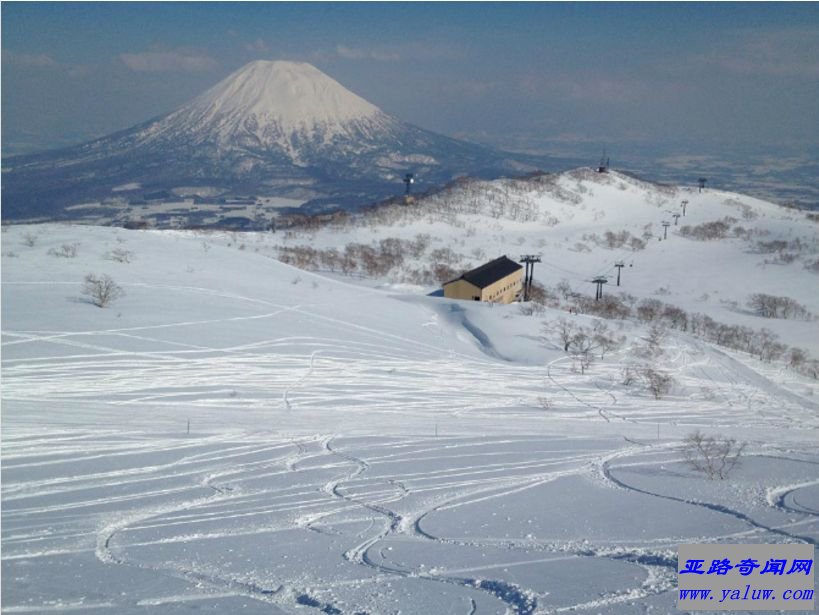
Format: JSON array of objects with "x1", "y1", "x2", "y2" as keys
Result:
[{"x1": 2, "y1": 176, "x2": 818, "y2": 614}]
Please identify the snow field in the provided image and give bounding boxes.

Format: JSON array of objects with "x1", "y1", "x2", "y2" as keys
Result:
[{"x1": 2, "y1": 221, "x2": 818, "y2": 614}]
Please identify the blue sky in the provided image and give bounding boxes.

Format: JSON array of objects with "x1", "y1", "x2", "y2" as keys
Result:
[{"x1": 3, "y1": 2, "x2": 819, "y2": 156}]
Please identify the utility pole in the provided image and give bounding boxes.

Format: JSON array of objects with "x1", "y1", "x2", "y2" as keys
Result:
[
  {"x1": 592, "y1": 276, "x2": 608, "y2": 301},
  {"x1": 662, "y1": 221, "x2": 670, "y2": 240},
  {"x1": 614, "y1": 261, "x2": 625, "y2": 286},
  {"x1": 681, "y1": 200, "x2": 688, "y2": 216},
  {"x1": 672, "y1": 213, "x2": 681, "y2": 226},
  {"x1": 520, "y1": 255, "x2": 541, "y2": 301}
]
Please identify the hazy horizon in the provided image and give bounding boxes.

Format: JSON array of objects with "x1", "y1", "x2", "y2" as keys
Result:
[{"x1": 3, "y1": 3, "x2": 819, "y2": 151}]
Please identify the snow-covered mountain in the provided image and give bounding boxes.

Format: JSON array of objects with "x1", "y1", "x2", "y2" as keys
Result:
[{"x1": 2, "y1": 60, "x2": 559, "y2": 222}]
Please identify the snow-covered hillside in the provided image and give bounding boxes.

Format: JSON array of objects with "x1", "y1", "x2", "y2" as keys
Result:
[
  {"x1": 2, "y1": 214, "x2": 817, "y2": 613},
  {"x1": 262, "y1": 168, "x2": 819, "y2": 356}
]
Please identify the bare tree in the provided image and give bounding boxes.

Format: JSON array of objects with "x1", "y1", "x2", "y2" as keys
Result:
[
  {"x1": 48, "y1": 243, "x2": 79, "y2": 258},
  {"x1": 568, "y1": 329, "x2": 597, "y2": 374},
  {"x1": 642, "y1": 367, "x2": 674, "y2": 399},
  {"x1": 682, "y1": 430, "x2": 745, "y2": 480},
  {"x1": 106, "y1": 248, "x2": 134, "y2": 263},
  {"x1": 544, "y1": 317, "x2": 577, "y2": 352},
  {"x1": 645, "y1": 324, "x2": 667, "y2": 357},
  {"x1": 592, "y1": 321, "x2": 623, "y2": 359},
  {"x1": 82, "y1": 274, "x2": 125, "y2": 308},
  {"x1": 620, "y1": 365, "x2": 638, "y2": 386}
]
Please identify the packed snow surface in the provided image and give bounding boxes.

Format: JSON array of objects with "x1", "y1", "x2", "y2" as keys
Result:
[{"x1": 2, "y1": 200, "x2": 818, "y2": 614}]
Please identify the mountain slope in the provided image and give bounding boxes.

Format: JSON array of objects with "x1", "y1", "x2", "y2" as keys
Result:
[
  {"x1": 270, "y1": 167, "x2": 819, "y2": 359},
  {"x1": 2, "y1": 60, "x2": 555, "y2": 222}
]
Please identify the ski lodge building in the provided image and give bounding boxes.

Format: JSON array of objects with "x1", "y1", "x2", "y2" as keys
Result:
[{"x1": 442, "y1": 256, "x2": 523, "y2": 304}]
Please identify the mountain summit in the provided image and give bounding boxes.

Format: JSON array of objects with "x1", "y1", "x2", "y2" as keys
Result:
[
  {"x1": 146, "y1": 61, "x2": 398, "y2": 162},
  {"x1": 3, "y1": 60, "x2": 554, "y2": 223},
  {"x1": 182, "y1": 60, "x2": 385, "y2": 134}
]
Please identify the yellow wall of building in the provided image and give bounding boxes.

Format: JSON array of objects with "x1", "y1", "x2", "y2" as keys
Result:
[
  {"x1": 443, "y1": 279, "x2": 481, "y2": 301},
  {"x1": 479, "y1": 269, "x2": 523, "y2": 304},
  {"x1": 443, "y1": 269, "x2": 523, "y2": 304}
]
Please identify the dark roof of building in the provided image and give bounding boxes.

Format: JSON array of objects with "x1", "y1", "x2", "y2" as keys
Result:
[{"x1": 444, "y1": 255, "x2": 523, "y2": 289}]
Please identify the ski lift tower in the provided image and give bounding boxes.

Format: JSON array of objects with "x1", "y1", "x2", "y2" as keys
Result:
[
  {"x1": 597, "y1": 149, "x2": 610, "y2": 173},
  {"x1": 592, "y1": 276, "x2": 608, "y2": 301},
  {"x1": 403, "y1": 173, "x2": 415, "y2": 204}
]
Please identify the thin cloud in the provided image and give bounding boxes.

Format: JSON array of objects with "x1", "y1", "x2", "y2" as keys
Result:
[
  {"x1": 3, "y1": 50, "x2": 91, "y2": 79},
  {"x1": 519, "y1": 73, "x2": 689, "y2": 105},
  {"x1": 2, "y1": 50, "x2": 57, "y2": 67},
  {"x1": 697, "y1": 27, "x2": 819, "y2": 78},
  {"x1": 119, "y1": 49, "x2": 217, "y2": 72},
  {"x1": 245, "y1": 38, "x2": 269, "y2": 55}
]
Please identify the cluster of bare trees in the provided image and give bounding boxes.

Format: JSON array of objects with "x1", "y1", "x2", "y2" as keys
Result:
[
  {"x1": 276, "y1": 235, "x2": 463, "y2": 284},
  {"x1": 747, "y1": 293, "x2": 813, "y2": 320},
  {"x1": 678, "y1": 217, "x2": 737, "y2": 240},
  {"x1": 581, "y1": 229, "x2": 647, "y2": 251},
  {"x1": 529, "y1": 279, "x2": 818, "y2": 380}
]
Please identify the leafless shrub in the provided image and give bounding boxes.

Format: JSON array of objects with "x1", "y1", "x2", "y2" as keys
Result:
[
  {"x1": 82, "y1": 274, "x2": 125, "y2": 308},
  {"x1": 432, "y1": 263, "x2": 459, "y2": 284},
  {"x1": 556, "y1": 279, "x2": 573, "y2": 301},
  {"x1": 22, "y1": 233, "x2": 38, "y2": 247},
  {"x1": 636, "y1": 298, "x2": 664, "y2": 322},
  {"x1": 621, "y1": 366, "x2": 638, "y2": 386},
  {"x1": 678, "y1": 218, "x2": 735, "y2": 241},
  {"x1": 629, "y1": 237, "x2": 647, "y2": 251},
  {"x1": 48, "y1": 243, "x2": 79, "y2": 258},
  {"x1": 752, "y1": 239, "x2": 789, "y2": 254},
  {"x1": 645, "y1": 324, "x2": 667, "y2": 356},
  {"x1": 576, "y1": 295, "x2": 632, "y2": 320},
  {"x1": 642, "y1": 367, "x2": 674, "y2": 399},
  {"x1": 106, "y1": 248, "x2": 134, "y2": 263},
  {"x1": 682, "y1": 430, "x2": 745, "y2": 480},
  {"x1": 519, "y1": 302, "x2": 546, "y2": 316}
]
